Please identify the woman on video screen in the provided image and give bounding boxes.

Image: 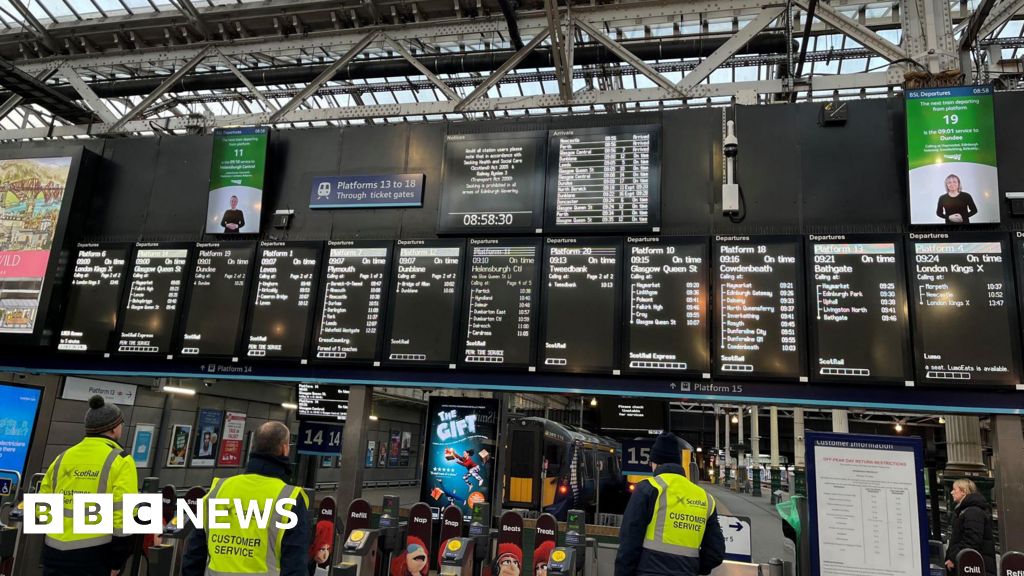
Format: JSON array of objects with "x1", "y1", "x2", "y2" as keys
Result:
[{"x1": 936, "y1": 174, "x2": 978, "y2": 224}]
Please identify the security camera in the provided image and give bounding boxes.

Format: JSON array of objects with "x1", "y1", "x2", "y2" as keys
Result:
[{"x1": 203, "y1": 379, "x2": 215, "y2": 388}]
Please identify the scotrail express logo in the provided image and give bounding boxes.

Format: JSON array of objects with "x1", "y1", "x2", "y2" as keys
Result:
[{"x1": 24, "y1": 494, "x2": 299, "y2": 535}]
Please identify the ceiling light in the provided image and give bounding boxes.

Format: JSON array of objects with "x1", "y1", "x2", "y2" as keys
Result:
[
  {"x1": 281, "y1": 402, "x2": 298, "y2": 410},
  {"x1": 731, "y1": 415, "x2": 739, "y2": 424},
  {"x1": 161, "y1": 385, "x2": 195, "y2": 396},
  {"x1": 894, "y1": 421, "x2": 904, "y2": 432},
  {"x1": 939, "y1": 417, "x2": 946, "y2": 424},
  {"x1": 590, "y1": 397, "x2": 598, "y2": 407},
  {"x1": 369, "y1": 414, "x2": 379, "y2": 421}
]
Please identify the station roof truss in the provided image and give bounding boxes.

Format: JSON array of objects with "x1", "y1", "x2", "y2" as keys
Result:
[{"x1": 0, "y1": 0, "x2": 1019, "y2": 139}]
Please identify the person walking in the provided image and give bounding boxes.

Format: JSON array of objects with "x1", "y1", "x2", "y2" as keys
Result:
[{"x1": 944, "y1": 478, "x2": 996, "y2": 576}]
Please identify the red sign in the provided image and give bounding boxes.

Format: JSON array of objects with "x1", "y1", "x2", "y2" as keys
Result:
[{"x1": 217, "y1": 411, "x2": 246, "y2": 466}]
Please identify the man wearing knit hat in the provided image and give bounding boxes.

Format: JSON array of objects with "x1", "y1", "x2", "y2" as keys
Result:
[
  {"x1": 40, "y1": 394, "x2": 138, "y2": 576},
  {"x1": 614, "y1": 432, "x2": 724, "y2": 576}
]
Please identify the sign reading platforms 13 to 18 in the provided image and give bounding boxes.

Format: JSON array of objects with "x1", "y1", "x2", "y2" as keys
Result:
[
  {"x1": 906, "y1": 86, "x2": 999, "y2": 225},
  {"x1": 206, "y1": 126, "x2": 269, "y2": 235}
]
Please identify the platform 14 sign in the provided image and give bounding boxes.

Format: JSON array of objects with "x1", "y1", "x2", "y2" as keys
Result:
[{"x1": 298, "y1": 420, "x2": 343, "y2": 456}]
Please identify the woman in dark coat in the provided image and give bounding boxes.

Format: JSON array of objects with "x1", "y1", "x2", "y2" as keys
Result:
[{"x1": 945, "y1": 478, "x2": 996, "y2": 576}]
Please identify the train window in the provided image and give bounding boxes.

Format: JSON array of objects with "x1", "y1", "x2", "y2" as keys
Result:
[
  {"x1": 510, "y1": 430, "x2": 538, "y2": 477},
  {"x1": 544, "y1": 444, "x2": 564, "y2": 476},
  {"x1": 582, "y1": 450, "x2": 594, "y2": 482}
]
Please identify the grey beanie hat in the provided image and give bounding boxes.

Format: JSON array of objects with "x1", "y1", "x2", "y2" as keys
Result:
[{"x1": 85, "y1": 395, "x2": 123, "y2": 434}]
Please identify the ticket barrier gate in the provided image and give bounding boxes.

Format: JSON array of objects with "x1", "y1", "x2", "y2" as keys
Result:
[
  {"x1": 334, "y1": 528, "x2": 383, "y2": 576},
  {"x1": 333, "y1": 497, "x2": 406, "y2": 576},
  {"x1": 440, "y1": 538, "x2": 475, "y2": 576},
  {"x1": 147, "y1": 485, "x2": 206, "y2": 576},
  {"x1": 0, "y1": 470, "x2": 24, "y2": 576},
  {"x1": 547, "y1": 509, "x2": 589, "y2": 576}
]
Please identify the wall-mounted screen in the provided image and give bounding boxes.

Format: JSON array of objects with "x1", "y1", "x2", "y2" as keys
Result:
[
  {"x1": 624, "y1": 236, "x2": 709, "y2": 375},
  {"x1": 298, "y1": 382, "x2": 349, "y2": 422},
  {"x1": 206, "y1": 126, "x2": 268, "y2": 234},
  {"x1": 908, "y1": 232, "x2": 1021, "y2": 386},
  {"x1": 0, "y1": 383, "x2": 41, "y2": 478},
  {"x1": 115, "y1": 243, "x2": 190, "y2": 356},
  {"x1": 713, "y1": 236, "x2": 806, "y2": 380},
  {"x1": 420, "y1": 396, "x2": 498, "y2": 519},
  {"x1": 599, "y1": 398, "x2": 667, "y2": 432},
  {"x1": 459, "y1": 238, "x2": 541, "y2": 369},
  {"x1": 245, "y1": 241, "x2": 321, "y2": 360},
  {"x1": 58, "y1": 243, "x2": 130, "y2": 353},
  {"x1": 384, "y1": 239, "x2": 465, "y2": 366},
  {"x1": 545, "y1": 125, "x2": 661, "y2": 233},
  {"x1": 540, "y1": 238, "x2": 622, "y2": 373},
  {"x1": 179, "y1": 241, "x2": 255, "y2": 358},
  {"x1": 806, "y1": 235, "x2": 913, "y2": 383},
  {"x1": 312, "y1": 240, "x2": 391, "y2": 363},
  {"x1": 439, "y1": 131, "x2": 547, "y2": 234},
  {"x1": 906, "y1": 86, "x2": 999, "y2": 225}
]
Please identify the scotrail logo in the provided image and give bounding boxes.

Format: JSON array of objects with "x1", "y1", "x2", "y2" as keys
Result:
[{"x1": 943, "y1": 154, "x2": 962, "y2": 161}]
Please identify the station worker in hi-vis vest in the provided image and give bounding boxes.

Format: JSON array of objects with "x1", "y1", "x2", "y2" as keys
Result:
[
  {"x1": 40, "y1": 394, "x2": 139, "y2": 576},
  {"x1": 614, "y1": 432, "x2": 725, "y2": 576},
  {"x1": 182, "y1": 421, "x2": 311, "y2": 576}
]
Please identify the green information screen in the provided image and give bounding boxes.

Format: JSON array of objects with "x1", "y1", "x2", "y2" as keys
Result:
[
  {"x1": 905, "y1": 86, "x2": 999, "y2": 225},
  {"x1": 206, "y1": 126, "x2": 269, "y2": 234}
]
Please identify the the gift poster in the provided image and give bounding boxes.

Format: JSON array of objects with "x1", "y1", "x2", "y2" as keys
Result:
[
  {"x1": 420, "y1": 397, "x2": 498, "y2": 518},
  {"x1": 191, "y1": 408, "x2": 224, "y2": 467},
  {"x1": 166, "y1": 424, "x2": 191, "y2": 468},
  {"x1": 388, "y1": 430, "x2": 401, "y2": 467},
  {"x1": 366, "y1": 440, "x2": 377, "y2": 468},
  {"x1": 217, "y1": 411, "x2": 246, "y2": 467}
]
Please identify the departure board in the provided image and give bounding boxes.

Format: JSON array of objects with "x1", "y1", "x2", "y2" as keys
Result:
[
  {"x1": 245, "y1": 241, "x2": 321, "y2": 360},
  {"x1": 312, "y1": 240, "x2": 392, "y2": 363},
  {"x1": 459, "y1": 238, "x2": 541, "y2": 369},
  {"x1": 807, "y1": 235, "x2": 913, "y2": 382},
  {"x1": 624, "y1": 237, "x2": 709, "y2": 375},
  {"x1": 179, "y1": 242, "x2": 254, "y2": 358},
  {"x1": 298, "y1": 382, "x2": 349, "y2": 422},
  {"x1": 439, "y1": 131, "x2": 547, "y2": 234},
  {"x1": 713, "y1": 236, "x2": 806, "y2": 380},
  {"x1": 909, "y1": 232, "x2": 1022, "y2": 386},
  {"x1": 540, "y1": 238, "x2": 622, "y2": 373},
  {"x1": 115, "y1": 243, "x2": 191, "y2": 356},
  {"x1": 384, "y1": 239, "x2": 465, "y2": 366},
  {"x1": 58, "y1": 243, "x2": 131, "y2": 353},
  {"x1": 546, "y1": 125, "x2": 661, "y2": 233}
]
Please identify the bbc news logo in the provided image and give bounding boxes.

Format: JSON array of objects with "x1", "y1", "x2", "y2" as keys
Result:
[{"x1": 24, "y1": 494, "x2": 300, "y2": 534}]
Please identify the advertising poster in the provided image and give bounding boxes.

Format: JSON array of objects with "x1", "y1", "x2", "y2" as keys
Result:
[
  {"x1": 166, "y1": 424, "x2": 191, "y2": 468},
  {"x1": 0, "y1": 384, "x2": 41, "y2": 476},
  {"x1": 366, "y1": 440, "x2": 376, "y2": 468},
  {"x1": 378, "y1": 441, "x2": 387, "y2": 467},
  {"x1": 206, "y1": 126, "x2": 268, "y2": 234},
  {"x1": 190, "y1": 409, "x2": 224, "y2": 467},
  {"x1": 399, "y1": 431, "x2": 411, "y2": 466},
  {"x1": 806, "y1": 432, "x2": 928, "y2": 576},
  {"x1": 906, "y1": 86, "x2": 999, "y2": 224},
  {"x1": 0, "y1": 156, "x2": 73, "y2": 334},
  {"x1": 420, "y1": 397, "x2": 498, "y2": 517},
  {"x1": 388, "y1": 430, "x2": 401, "y2": 467},
  {"x1": 132, "y1": 424, "x2": 155, "y2": 468},
  {"x1": 217, "y1": 411, "x2": 246, "y2": 467}
]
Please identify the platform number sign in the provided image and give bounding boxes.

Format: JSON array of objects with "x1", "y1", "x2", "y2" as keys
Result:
[
  {"x1": 297, "y1": 420, "x2": 343, "y2": 457},
  {"x1": 621, "y1": 439, "x2": 654, "y2": 476}
]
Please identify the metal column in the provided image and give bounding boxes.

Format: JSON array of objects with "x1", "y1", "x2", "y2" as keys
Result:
[
  {"x1": 336, "y1": 385, "x2": 373, "y2": 508},
  {"x1": 770, "y1": 406, "x2": 782, "y2": 501},
  {"x1": 751, "y1": 406, "x2": 762, "y2": 497},
  {"x1": 736, "y1": 408, "x2": 745, "y2": 492},
  {"x1": 724, "y1": 410, "x2": 731, "y2": 486},
  {"x1": 993, "y1": 415, "x2": 1024, "y2": 552},
  {"x1": 793, "y1": 407, "x2": 806, "y2": 496},
  {"x1": 831, "y1": 409, "x2": 849, "y2": 433},
  {"x1": 944, "y1": 415, "x2": 987, "y2": 474}
]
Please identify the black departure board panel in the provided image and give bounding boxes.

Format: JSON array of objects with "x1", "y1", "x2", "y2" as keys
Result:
[
  {"x1": 546, "y1": 125, "x2": 661, "y2": 233},
  {"x1": 439, "y1": 131, "x2": 547, "y2": 234},
  {"x1": 713, "y1": 236, "x2": 806, "y2": 380},
  {"x1": 460, "y1": 238, "x2": 541, "y2": 369},
  {"x1": 624, "y1": 237, "x2": 710, "y2": 375},
  {"x1": 245, "y1": 241, "x2": 321, "y2": 361},
  {"x1": 909, "y1": 233, "x2": 1022, "y2": 386},
  {"x1": 179, "y1": 242, "x2": 254, "y2": 358},
  {"x1": 58, "y1": 243, "x2": 131, "y2": 354},
  {"x1": 312, "y1": 241, "x2": 392, "y2": 363},
  {"x1": 807, "y1": 235, "x2": 912, "y2": 382},
  {"x1": 298, "y1": 382, "x2": 349, "y2": 422},
  {"x1": 540, "y1": 238, "x2": 622, "y2": 373},
  {"x1": 115, "y1": 243, "x2": 191, "y2": 356},
  {"x1": 385, "y1": 239, "x2": 465, "y2": 366}
]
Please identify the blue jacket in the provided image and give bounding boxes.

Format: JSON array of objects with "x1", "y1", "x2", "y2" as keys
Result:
[
  {"x1": 614, "y1": 464, "x2": 726, "y2": 576},
  {"x1": 181, "y1": 453, "x2": 312, "y2": 576}
]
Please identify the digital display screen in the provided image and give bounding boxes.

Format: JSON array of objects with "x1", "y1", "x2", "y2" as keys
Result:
[
  {"x1": 439, "y1": 131, "x2": 547, "y2": 234},
  {"x1": 385, "y1": 239, "x2": 465, "y2": 366},
  {"x1": 599, "y1": 398, "x2": 667, "y2": 432},
  {"x1": 460, "y1": 238, "x2": 541, "y2": 369},
  {"x1": 0, "y1": 383, "x2": 41, "y2": 477},
  {"x1": 540, "y1": 238, "x2": 622, "y2": 373},
  {"x1": 116, "y1": 244, "x2": 190, "y2": 356},
  {"x1": 313, "y1": 241, "x2": 391, "y2": 363},
  {"x1": 807, "y1": 235, "x2": 912, "y2": 382},
  {"x1": 624, "y1": 236, "x2": 709, "y2": 374},
  {"x1": 909, "y1": 233, "x2": 1021, "y2": 386},
  {"x1": 245, "y1": 241, "x2": 321, "y2": 360},
  {"x1": 298, "y1": 382, "x2": 349, "y2": 422},
  {"x1": 714, "y1": 236, "x2": 806, "y2": 380},
  {"x1": 180, "y1": 242, "x2": 254, "y2": 357},
  {"x1": 546, "y1": 125, "x2": 661, "y2": 233},
  {"x1": 58, "y1": 243, "x2": 130, "y2": 353}
]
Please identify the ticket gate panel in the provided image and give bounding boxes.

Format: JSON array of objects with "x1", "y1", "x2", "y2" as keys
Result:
[
  {"x1": 439, "y1": 538, "x2": 475, "y2": 576},
  {"x1": 334, "y1": 528, "x2": 381, "y2": 576}
]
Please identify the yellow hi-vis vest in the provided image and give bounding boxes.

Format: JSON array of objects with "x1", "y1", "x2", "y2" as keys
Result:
[
  {"x1": 642, "y1": 473, "x2": 715, "y2": 558},
  {"x1": 40, "y1": 436, "x2": 138, "y2": 551},
  {"x1": 203, "y1": 474, "x2": 308, "y2": 576}
]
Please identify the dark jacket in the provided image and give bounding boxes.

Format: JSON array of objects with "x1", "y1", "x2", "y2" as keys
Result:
[
  {"x1": 181, "y1": 453, "x2": 312, "y2": 576},
  {"x1": 614, "y1": 464, "x2": 726, "y2": 576},
  {"x1": 945, "y1": 492, "x2": 996, "y2": 576}
]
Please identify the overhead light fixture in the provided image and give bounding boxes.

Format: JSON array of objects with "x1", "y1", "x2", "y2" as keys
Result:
[
  {"x1": 281, "y1": 402, "x2": 298, "y2": 410},
  {"x1": 731, "y1": 415, "x2": 739, "y2": 424},
  {"x1": 369, "y1": 414, "x2": 379, "y2": 421},
  {"x1": 894, "y1": 421, "x2": 904, "y2": 432},
  {"x1": 590, "y1": 397, "x2": 598, "y2": 407},
  {"x1": 161, "y1": 385, "x2": 195, "y2": 396},
  {"x1": 939, "y1": 416, "x2": 946, "y2": 424},
  {"x1": 696, "y1": 446, "x2": 703, "y2": 453}
]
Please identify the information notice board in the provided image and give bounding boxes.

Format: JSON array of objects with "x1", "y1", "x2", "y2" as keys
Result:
[
  {"x1": 115, "y1": 243, "x2": 191, "y2": 357},
  {"x1": 806, "y1": 432, "x2": 928, "y2": 576},
  {"x1": 245, "y1": 241, "x2": 321, "y2": 361},
  {"x1": 58, "y1": 243, "x2": 131, "y2": 354},
  {"x1": 179, "y1": 241, "x2": 255, "y2": 358}
]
